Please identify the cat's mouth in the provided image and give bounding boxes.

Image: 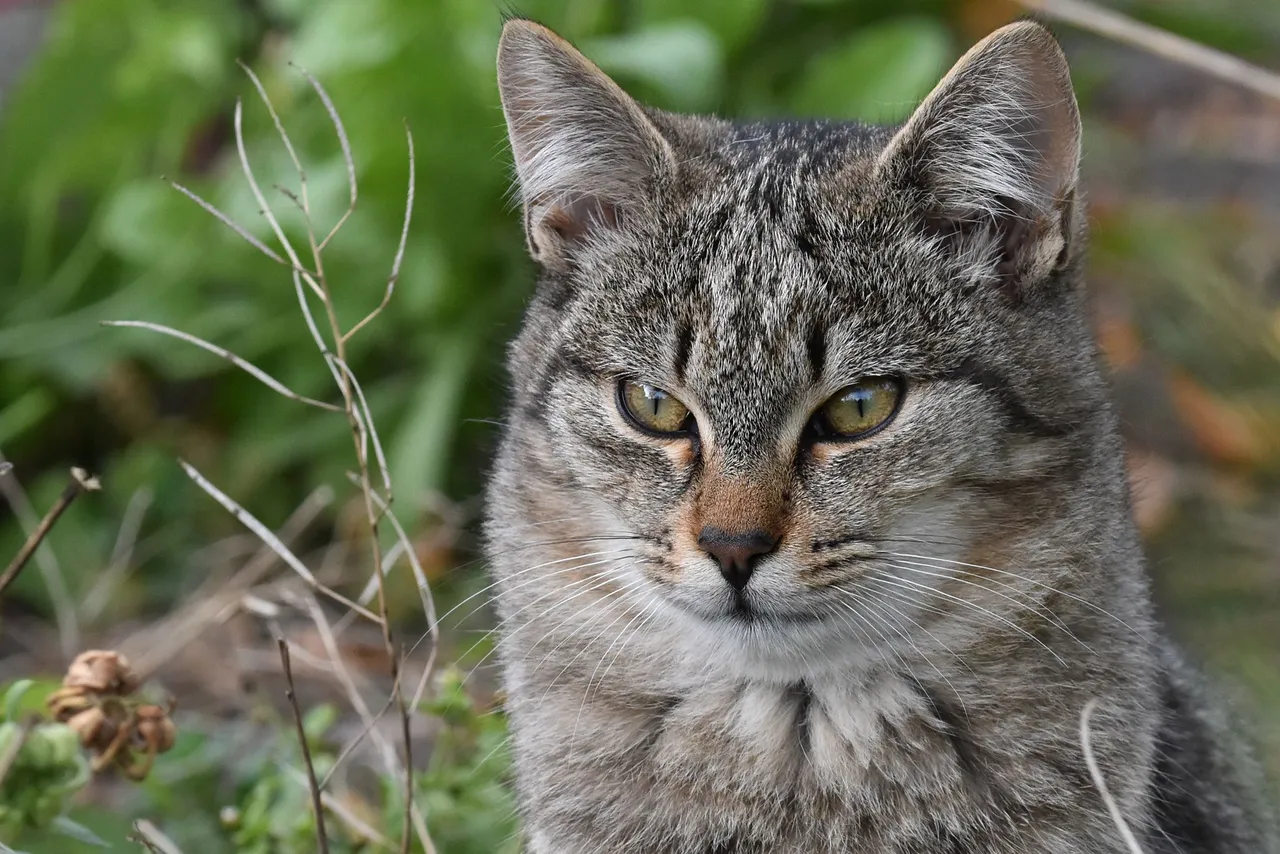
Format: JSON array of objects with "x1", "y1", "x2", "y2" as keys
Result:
[{"x1": 718, "y1": 591, "x2": 826, "y2": 626}]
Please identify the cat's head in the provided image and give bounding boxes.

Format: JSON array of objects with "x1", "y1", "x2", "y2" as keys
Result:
[{"x1": 488, "y1": 19, "x2": 1130, "y2": 680}]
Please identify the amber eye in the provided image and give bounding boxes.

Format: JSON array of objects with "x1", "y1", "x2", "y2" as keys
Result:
[
  {"x1": 813, "y1": 378, "x2": 904, "y2": 439},
  {"x1": 618, "y1": 380, "x2": 693, "y2": 435}
]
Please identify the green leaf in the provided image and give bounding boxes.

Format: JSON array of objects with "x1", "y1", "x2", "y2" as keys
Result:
[
  {"x1": 635, "y1": 0, "x2": 768, "y2": 49},
  {"x1": 583, "y1": 22, "x2": 725, "y2": 111},
  {"x1": 301, "y1": 704, "x2": 337, "y2": 741},
  {"x1": 291, "y1": 0, "x2": 405, "y2": 76},
  {"x1": 48, "y1": 817, "x2": 109, "y2": 847},
  {"x1": 3, "y1": 681, "x2": 34, "y2": 723},
  {"x1": 790, "y1": 17, "x2": 952, "y2": 123}
]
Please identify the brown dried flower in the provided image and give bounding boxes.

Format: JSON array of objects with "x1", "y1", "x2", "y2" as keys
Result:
[
  {"x1": 46, "y1": 649, "x2": 174, "y2": 781},
  {"x1": 62, "y1": 650, "x2": 139, "y2": 695}
]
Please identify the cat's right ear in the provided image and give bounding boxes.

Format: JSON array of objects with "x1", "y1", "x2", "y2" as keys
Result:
[{"x1": 497, "y1": 19, "x2": 674, "y2": 270}]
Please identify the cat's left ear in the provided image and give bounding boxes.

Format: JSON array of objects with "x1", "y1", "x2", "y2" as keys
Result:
[{"x1": 876, "y1": 21, "x2": 1081, "y2": 294}]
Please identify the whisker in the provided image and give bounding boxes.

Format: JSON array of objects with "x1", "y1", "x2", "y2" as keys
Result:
[
  {"x1": 834, "y1": 586, "x2": 971, "y2": 719},
  {"x1": 863, "y1": 571, "x2": 1068, "y2": 667},
  {"x1": 881, "y1": 558, "x2": 1089, "y2": 653},
  {"x1": 535, "y1": 576, "x2": 653, "y2": 703},
  {"x1": 462, "y1": 564, "x2": 643, "y2": 687},
  {"x1": 887, "y1": 551, "x2": 1146, "y2": 642},
  {"x1": 438, "y1": 548, "x2": 637, "y2": 629}
]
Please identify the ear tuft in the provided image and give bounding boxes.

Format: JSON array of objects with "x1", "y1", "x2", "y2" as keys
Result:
[
  {"x1": 497, "y1": 20, "x2": 673, "y2": 268},
  {"x1": 878, "y1": 21, "x2": 1081, "y2": 293}
]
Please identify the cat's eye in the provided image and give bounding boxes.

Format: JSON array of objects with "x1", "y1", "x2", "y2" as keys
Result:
[
  {"x1": 812, "y1": 378, "x2": 904, "y2": 440},
  {"x1": 618, "y1": 380, "x2": 693, "y2": 436}
]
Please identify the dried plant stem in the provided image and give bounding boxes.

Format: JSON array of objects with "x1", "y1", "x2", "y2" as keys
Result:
[
  {"x1": 283, "y1": 767, "x2": 396, "y2": 849},
  {"x1": 0, "y1": 467, "x2": 100, "y2": 598},
  {"x1": 126, "y1": 486, "x2": 332, "y2": 678},
  {"x1": 132, "y1": 820, "x2": 186, "y2": 854},
  {"x1": 0, "y1": 456, "x2": 82, "y2": 658},
  {"x1": 1080, "y1": 699, "x2": 1146, "y2": 854},
  {"x1": 1020, "y1": 0, "x2": 1280, "y2": 102},
  {"x1": 343, "y1": 123, "x2": 415, "y2": 346},
  {"x1": 296, "y1": 594, "x2": 433, "y2": 848},
  {"x1": 144, "y1": 61, "x2": 434, "y2": 854},
  {"x1": 279, "y1": 638, "x2": 331, "y2": 854},
  {"x1": 178, "y1": 459, "x2": 379, "y2": 622},
  {"x1": 100, "y1": 321, "x2": 342, "y2": 412},
  {"x1": 273, "y1": 66, "x2": 421, "y2": 854}
]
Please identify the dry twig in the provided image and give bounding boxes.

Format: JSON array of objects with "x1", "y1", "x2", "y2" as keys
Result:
[
  {"x1": 1020, "y1": 0, "x2": 1280, "y2": 102},
  {"x1": 99, "y1": 321, "x2": 342, "y2": 412},
  {"x1": 117, "y1": 59, "x2": 434, "y2": 854},
  {"x1": 132, "y1": 820, "x2": 186, "y2": 854},
  {"x1": 0, "y1": 456, "x2": 82, "y2": 658},
  {"x1": 0, "y1": 467, "x2": 100, "y2": 599},
  {"x1": 178, "y1": 459, "x2": 379, "y2": 622},
  {"x1": 278, "y1": 638, "x2": 331, "y2": 854}
]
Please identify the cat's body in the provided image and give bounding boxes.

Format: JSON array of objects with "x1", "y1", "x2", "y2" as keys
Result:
[{"x1": 484, "y1": 18, "x2": 1276, "y2": 853}]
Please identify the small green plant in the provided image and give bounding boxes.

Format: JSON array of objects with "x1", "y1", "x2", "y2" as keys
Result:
[
  {"x1": 0, "y1": 680, "x2": 97, "y2": 848},
  {"x1": 411, "y1": 669, "x2": 518, "y2": 854},
  {"x1": 220, "y1": 679, "x2": 517, "y2": 854},
  {"x1": 223, "y1": 705, "x2": 353, "y2": 854}
]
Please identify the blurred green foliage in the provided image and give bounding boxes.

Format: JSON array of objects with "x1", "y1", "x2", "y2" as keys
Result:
[{"x1": 0, "y1": 0, "x2": 965, "y2": 619}]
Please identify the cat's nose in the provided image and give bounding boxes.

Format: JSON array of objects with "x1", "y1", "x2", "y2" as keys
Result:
[{"x1": 696, "y1": 526, "x2": 778, "y2": 591}]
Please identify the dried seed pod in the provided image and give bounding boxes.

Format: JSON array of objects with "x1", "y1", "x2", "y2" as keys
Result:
[
  {"x1": 62, "y1": 651, "x2": 139, "y2": 696},
  {"x1": 65, "y1": 707, "x2": 113, "y2": 751},
  {"x1": 47, "y1": 687, "x2": 93, "y2": 722},
  {"x1": 133, "y1": 705, "x2": 176, "y2": 754}
]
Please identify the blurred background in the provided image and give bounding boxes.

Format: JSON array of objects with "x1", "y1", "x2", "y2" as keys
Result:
[{"x1": 0, "y1": 0, "x2": 1277, "y2": 850}]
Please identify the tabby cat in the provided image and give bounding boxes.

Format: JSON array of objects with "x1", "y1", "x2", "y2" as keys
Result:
[{"x1": 484, "y1": 16, "x2": 1276, "y2": 853}]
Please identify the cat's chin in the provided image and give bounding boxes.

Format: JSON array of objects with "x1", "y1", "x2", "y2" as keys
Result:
[{"x1": 659, "y1": 596, "x2": 880, "y2": 682}]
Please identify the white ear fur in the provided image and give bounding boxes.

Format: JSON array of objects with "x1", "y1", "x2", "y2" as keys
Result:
[
  {"x1": 496, "y1": 20, "x2": 674, "y2": 267},
  {"x1": 877, "y1": 21, "x2": 1081, "y2": 286}
]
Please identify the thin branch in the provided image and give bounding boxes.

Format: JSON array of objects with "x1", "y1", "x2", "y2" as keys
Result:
[
  {"x1": 349, "y1": 539, "x2": 405, "y2": 614},
  {"x1": 330, "y1": 358, "x2": 392, "y2": 498},
  {"x1": 0, "y1": 467, "x2": 100, "y2": 598},
  {"x1": 1080, "y1": 699, "x2": 1146, "y2": 854},
  {"x1": 316, "y1": 691, "x2": 398, "y2": 792},
  {"x1": 296, "y1": 593, "x2": 434, "y2": 853},
  {"x1": 278, "y1": 638, "x2": 331, "y2": 854},
  {"x1": 126, "y1": 485, "x2": 332, "y2": 678},
  {"x1": 102, "y1": 321, "x2": 342, "y2": 412},
  {"x1": 393, "y1": 651, "x2": 414, "y2": 854},
  {"x1": 233, "y1": 99, "x2": 313, "y2": 278},
  {"x1": 178, "y1": 459, "x2": 380, "y2": 622},
  {"x1": 132, "y1": 820, "x2": 186, "y2": 854},
  {"x1": 284, "y1": 767, "x2": 396, "y2": 850},
  {"x1": 167, "y1": 176, "x2": 327, "y2": 300},
  {"x1": 343, "y1": 123, "x2": 415, "y2": 345},
  {"x1": 345, "y1": 474, "x2": 440, "y2": 710},
  {"x1": 1020, "y1": 0, "x2": 1280, "y2": 102},
  {"x1": 293, "y1": 64, "x2": 358, "y2": 250},
  {"x1": 294, "y1": 272, "x2": 345, "y2": 389},
  {"x1": 167, "y1": 179, "x2": 285, "y2": 265},
  {"x1": 238, "y1": 60, "x2": 307, "y2": 193},
  {"x1": 0, "y1": 455, "x2": 81, "y2": 658}
]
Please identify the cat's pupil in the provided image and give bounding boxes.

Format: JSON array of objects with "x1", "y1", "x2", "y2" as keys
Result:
[
  {"x1": 646, "y1": 386, "x2": 664, "y2": 416},
  {"x1": 852, "y1": 389, "x2": 870, "y2": 417}
]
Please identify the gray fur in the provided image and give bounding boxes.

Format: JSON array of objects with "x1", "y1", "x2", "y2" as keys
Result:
[{"x1": 484, "y1": 18, "x2": 1277, "y2": 854}]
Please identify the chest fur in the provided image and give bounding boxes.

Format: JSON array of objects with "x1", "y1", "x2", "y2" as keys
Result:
[{"x1": 508, "y1": 673, "x2": 1124, "y2": 854}]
